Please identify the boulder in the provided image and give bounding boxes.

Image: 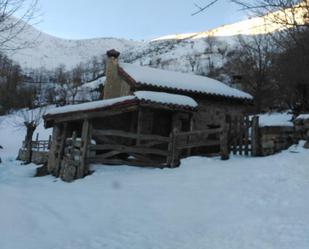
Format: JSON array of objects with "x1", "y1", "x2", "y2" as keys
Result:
[{"x1": 304, "y1": 141, "x2": 309, "y2": 149}]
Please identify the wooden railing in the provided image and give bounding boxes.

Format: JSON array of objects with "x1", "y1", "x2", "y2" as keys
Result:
[
  {"x1": 85, "y1": 127, "x2": 228, "y2": 168},
  {"x1": 89, "y1": 129, "x2": 171, "y2": 167},
  {"x1": 31, "y1": 140, "x2": 51, "y2": 152},
  {"x1": 173, "y1": 127, "x2": 229, "y2": 163},
  {"x1": 21, "y1": 134, "x2": 52, "y2": 152}
]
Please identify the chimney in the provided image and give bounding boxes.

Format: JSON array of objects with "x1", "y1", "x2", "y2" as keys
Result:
[{"x1": 103, "y1": 49, "x2": 121, "y2": 99}]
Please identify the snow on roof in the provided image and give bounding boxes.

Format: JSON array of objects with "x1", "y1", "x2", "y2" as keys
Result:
[
  {"x1": 45, "y1": 91, "x2": 198, "y2": 117},
  {"x1": 81, "y1": 76, "x2": 106, "y2": 90},
  {"x1": 45, "y1": 96, "x2": 136, "y2": 116},
  {"x1": 134, "y1": 91, "x2": 198, "y2": 108},
  {"x1": 120, "y1": 63, "x2": 253, "y2": 100},
  {"x1": 296, "y1": 114, "x2": 309, "y2": 120},
  {"x1": 257, "y1": 112, "x2": 293, "y2": 127}
]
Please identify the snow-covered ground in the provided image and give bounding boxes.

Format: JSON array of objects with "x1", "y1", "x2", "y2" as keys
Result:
[
  {"x1": 0, "y1": 111, "x2": 309, "y2": 249},
  {"x1": 0, "y1": 142, "x2": 309, "y2": 249},
  {"x1": 0, "y1": 110, "x2": 52, "y2": 157}
]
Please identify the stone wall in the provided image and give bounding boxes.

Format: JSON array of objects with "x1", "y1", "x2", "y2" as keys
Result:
[
  {"x1": 193, "y1": 98, "x2": 245, "y2": 130},
  {"x1": 259, "y1": 126, "x2": 296, "y2": 156},
  {"x1": 294, "y1": 117, "x2": 309, "y2": 148}
]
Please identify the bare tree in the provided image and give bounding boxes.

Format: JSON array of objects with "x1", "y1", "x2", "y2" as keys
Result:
[
  {"x1": 0, "y1": 0, "x2": 39, "y2": 52},
  {"x1": 224, "y1": 35, "x2": 276, "y2": 112},
  {"x1": 15, "y1": 107, "x2": 46, "y2": 164}
]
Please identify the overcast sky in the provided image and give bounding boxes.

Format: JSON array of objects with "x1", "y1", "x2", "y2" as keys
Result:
[{"x1": 35, "y1": 0, "x2": 247, "y2": 40}]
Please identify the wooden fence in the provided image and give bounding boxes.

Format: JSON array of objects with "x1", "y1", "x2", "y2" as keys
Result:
[
  {"x1": 228, "y1": 116, "x2": 259, "y2": 156},
  {"x1": 21, "y1": 133, "x2": 52, "y2": 152},
  {"x1": 81, "y1": 127, "x2": 228, "y2": 168},
  {"x1": 89, "y1": 129, "x2": 171, "y2": 167}
]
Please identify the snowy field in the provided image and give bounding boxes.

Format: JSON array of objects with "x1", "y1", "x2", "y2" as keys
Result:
[
  {"x1": 0, "y1": 112, "x2": 309, "y2": 249},
  {"x1": 1, "y1": 147, "x2": 309, "y2": 248}
]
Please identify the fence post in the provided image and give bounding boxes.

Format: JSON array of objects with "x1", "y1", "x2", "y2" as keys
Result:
[
  {"x1": 167, "y1": 131, "x2": 174, "y2": 166},
  {"x1": 48, "y1": 135, "x2": 52, "y2": 150},
  {"x1": 36, "y1": 133, "x2": 39, "y2": 151},
  {"x1": 251, "y1": 116, "x2": 260, "y2": 156},
  {"x1": 220, "y1": 124, "x2": 229, "y2": 160},
  {"x1": 171, "y1": 130, "x2": 180, "y2": 168}
]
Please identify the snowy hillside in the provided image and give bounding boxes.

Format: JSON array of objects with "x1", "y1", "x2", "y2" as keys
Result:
[
  {"x1": 7, "y1": 21, "x2": 141, "y2": 70},
  {"x1": 5, "y1": 5, "x2": 297, "y2": 72},
  {"x1": 0, "y1": 110, "x2": 309, "y2": 249}
]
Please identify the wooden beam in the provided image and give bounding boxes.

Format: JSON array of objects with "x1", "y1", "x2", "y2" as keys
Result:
[
  {"x1": 76, "y1": 119, "x2": 92, "y2": 179},
  {"x1": 91, "y1": 144, "x2": 169, "y2": 156},
  {"x1": 54, "y1": 123, "x2": 68, "y2": 177},
  {"x1": 92, "y1": 129, "x2": 170, "y2": 142},
  {"x1": 251, "y1": 116, "x2": 260, "y2": 157}
]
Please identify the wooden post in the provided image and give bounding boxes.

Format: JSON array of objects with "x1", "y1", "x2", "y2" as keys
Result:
[
  {"x1": 47, "y1": 125, "x2": 61, "y2": 175},
  {"x1": 54, "y1": 123, "x2": 68, "y2": 177},
  {"x1": 170, "y1": 113, "x2": 181, "y2": 167},
  {"x1": 76, "y1": 119, "x2": 92, "y2": 179},
  {"x1": 186, "y1": 114, "x2": 194, "y2": 157},
  {"x1": 244, "y1": 116, "x2": 250, "y2": 156},
  {"x1": 35, "y1": 133, "x2": 39, "y2": 151},
  {"x1": 220, "y1": 123, "x2": 229, "y2": 160},
  {"x1": 251, "y1": 116, "x2": 260, "y2": 156},
  {"x1": 232, "y1": 116, "x2": 237, "y2": 155},
  {"x1": 167, "y1": 131, "x2": 175, "y2": 166},
  {"x1": 136, "y1": 108, "x2": 143, "y2": 146},
  {"x1": 48, "y1": 135, "x2": 52, "y2": 150}
]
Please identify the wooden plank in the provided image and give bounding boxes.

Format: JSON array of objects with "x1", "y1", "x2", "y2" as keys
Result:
[
  {"x1": 166, "y1": 131, "x2": 174, "y2": 166},
  {"x1": 76, "y1": 119, "x2": 91, "y2": 179},
  {"x1": 54, "y1": 123, "x2": 68, "y2": 177},
  {"x1": 220, "y1": 123, "x2": 229, "y2": 160},
  {"x1": 232, "y1": 117, "x2": 237, "y2": 155},
  {"x1": 186, "y1": 114, "x2": 194, "y2": 157},
  {"x1": 92, "y1": 129, "x2": 170, "y2": 142},
  {"x1": 47, "y1": 125, "x2": 61, "y2": 174},
  {"x1": 251, "y1": 116, "x2": 260, "y2": 156},
  {"x1": 89, "y1": 158, "x2": 165, "y2": 168},
  {"x1": 52, "y1": 106, "x2": 138, "y2": 125},
  {"x1": 136, "y1": 107, "x2": 143, "y2": 146},
  {"x1": 239, "y1": 116, "x2": 244, "y2": 156},
  {"x1": 91, "y1": 144, "x2": 169, "y2": 156},
  {"x1": 142, "y1": 140, "x2": 167, "y2": 148},
  {"x1": 244, "y1": 116, "x2": 250, "y2": 156},
  {"x1": 98, "y1": 150, "x2": 122, "y2": 159},
  {"x1": 175, "y1": 128, "x2": 222, "y2": 137},
  {"x1": 176, "y1": 140, "x2": 220, "y2": 150}
]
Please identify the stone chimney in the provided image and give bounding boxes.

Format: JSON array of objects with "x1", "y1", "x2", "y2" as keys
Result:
[{"x1": 103, "y1": 49, "x2": 121, "y2": 99}]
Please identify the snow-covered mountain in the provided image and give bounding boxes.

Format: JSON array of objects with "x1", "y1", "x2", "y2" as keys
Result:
[
  {"x1": 6, "y1": 4, "x2": 304, "y2": 71},
  {"x1": 7, "y1": 22, "x2": 141, "y2": 70}
]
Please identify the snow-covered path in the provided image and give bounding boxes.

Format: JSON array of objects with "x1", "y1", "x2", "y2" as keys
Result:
[{"x1": 0, "y1": 143, "x2": 309, "y2": 249}]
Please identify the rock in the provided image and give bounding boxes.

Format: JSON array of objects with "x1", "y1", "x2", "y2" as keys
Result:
[
  {"x1": 35, "y1": 164, "x2": 49, "y2": 177},
  {"x1": 60, "y1": 158, "x2": 77, "y2": 182},
  {"x1": 304, "y1": 141, "x2": 309, "y2": 149}
]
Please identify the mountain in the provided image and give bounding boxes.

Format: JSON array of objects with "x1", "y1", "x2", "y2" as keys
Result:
[
  {"x1": 7, "y1": 22, "x2": 141, "y2": 70},
  {"x1": 6, "y1": 4, "x2": 304, "y2": 71}
]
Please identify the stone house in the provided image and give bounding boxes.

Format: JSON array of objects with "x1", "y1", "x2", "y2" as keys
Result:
[{"x1": 43, "y1": 49, "x2": 252, "y2": 182}]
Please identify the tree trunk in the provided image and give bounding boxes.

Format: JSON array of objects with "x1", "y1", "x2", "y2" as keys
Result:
[{"x1": 24, "y1": 122, "x2": 37, "y2": 164}]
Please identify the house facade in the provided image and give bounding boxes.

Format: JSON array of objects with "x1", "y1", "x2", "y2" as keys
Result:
[{"x1": 43, "y1": 49, "x2": 252, "y2": 182}]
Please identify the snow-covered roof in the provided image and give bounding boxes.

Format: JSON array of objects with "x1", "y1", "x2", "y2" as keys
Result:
[
  {"x1": 134, "y1": 91, "x2": 198, "y2": 108},
  {"x1": 120, "y1": 63, "x2": 253, "y2": 100},
  {"x1": 257, "y1": 112, "x2": 293, "y2": 127},
  {"x1": 295, "y1": 114, "x2": 309, "y2": 120},
  {"x1": 45, "y1": 96, "x2": 136, "y2": 116},
  {"x1": 81, "y1": 76, "x2": 106, "y2": 90},
  {"x1": 45, "y1": 91, "x2": 198, "y2": 118}
]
